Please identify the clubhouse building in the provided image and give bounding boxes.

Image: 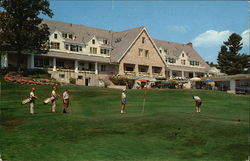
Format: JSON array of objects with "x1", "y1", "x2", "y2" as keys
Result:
[{"x1": 0, "y1": 19, "x2": 210, "y2": 86}]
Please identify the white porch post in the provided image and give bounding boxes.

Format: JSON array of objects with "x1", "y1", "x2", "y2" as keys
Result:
[
  {"x1": 31, "y1": 54, "x2": 34, "y2": 69},
  {"x1": 229, "y1": 80, "x2": 236, "y2": 94},
  {"x1": 95, "y1": 62, "x2": 98, "y2": 74},
  {"x1": 169, "y1": 70, "x2": 173, "y2": 79},
  {"x1": 53, "y1": 57, "x2": 56, "y2": 71},
  {"x1": 74, "y1": 60, "x2": 79, "y2": 73},
  {"x1": 1, "y1": 53, "x2": 8, "y2": 68},
  {"x1": 181, "y1": 71, "x2": 184, "y2": 78},
  {"x1": 193, "y1": 72, "x2": 196, "y2": 78}
]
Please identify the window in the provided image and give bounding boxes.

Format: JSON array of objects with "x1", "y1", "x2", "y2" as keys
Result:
[
  {"x1": 182, "y1": 53, "x2": 184, "y2": 57},
  {"x1": 78, "y1": 75, "x2": 83, "y2": 79},
  {"x1": 65, "y1": 44, "x2": 69, "y2": 50},
  {"x1": 125, "y1": 66, "x2": 134, "y2": 71},
  {"x1": 54, "y1": 33, "x2": 57, "y2": 39},
  {"x1": 145, "y1": 50, "x2": 149, "y2": 58},
  {"x1": 138, "y1": 48, "x2": 143, "y2": 56},
  {"x1": 101, "y1": 65, "x2": 106, "y2": 71},
  {"x1": 190, "y1": 61, "x2": 199, "y2": 66},
  {"x1": 62, "y1": 33, "x2": 67, "y2": 38},
  {"x1": 92, "y1": 39, "x2": 95, "y2": 44},
  {"x1": 100, "y1": 48, "x2": 109, "y2": 55},
  {"x1": 142, "y1": 37, "x2": 145, "y2": 44},
  {"x1": 50, "y1": 42, "x2": 60, "y2": 49},
  {"x1": 79, "y1": 46, "x2": 82, "y2": 52},
  {"x1": 59, "y1": 74, "x2": 65, "y2": 78},
  {"x1": 167, "y1": 58, "x2": 176, "y2": 63},
  {"x1": 159, "y1": 50, "x2": 162, "y2": 53},
  {"x1": 70, "y1": 45, "x2": 77, "y2": 52},
  {"x1": 181, "y1": 59, "x2": 186, "y2": 65},
  {"x1": 69, "y1": 34, "x2": 73, "y2": 39},
  {"x1": 90, "y1": 47, "x2": 97, "y2": 54},
  {"x1": 103, "y1": 39, "x2": 108, "y2": 44}
]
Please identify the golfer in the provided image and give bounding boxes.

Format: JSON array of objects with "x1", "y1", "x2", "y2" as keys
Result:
[
  {"x1": 121, "y1": 89, "x2": 127, "y2": 114},
  {"x1": 51, "y1": 86, "x2": 59, "y2": 113},
  {"x1": 29, "y1": 88, "x2": 37, "y2": 114},
  {"x1": 193, "y1": 96, "x2": 202, "y2": 113},
  {"x1": 62, "y1": 89, "x2": 70, "y2": 113}
]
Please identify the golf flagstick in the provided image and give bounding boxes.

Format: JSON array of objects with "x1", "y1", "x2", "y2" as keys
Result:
[{"x1": 142, "y1": 83, "x2": 147, "y2": 114}]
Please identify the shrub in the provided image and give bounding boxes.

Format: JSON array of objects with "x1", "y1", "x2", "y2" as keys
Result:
[
  {"x1": 109, "y1": 76, "x2": 134, "y2": 88},
  {"x1": 69, "y1": 77, "x2": 76, "y2": 84}
]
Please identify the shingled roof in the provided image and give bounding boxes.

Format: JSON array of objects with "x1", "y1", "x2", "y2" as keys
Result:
[
  {"x1": 42, "y1": 19, "x2": 209, "y2": 70},
  {"x1": 154, "y1": 39, "x2": 210, "y2": 69},
  {"x1": 43, "y1": 19, "x2": 113, "y2": 44}
]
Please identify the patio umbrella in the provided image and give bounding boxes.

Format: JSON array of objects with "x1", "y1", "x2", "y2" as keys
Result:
[
  {"x1": 190, "y1": 77, "x2": 201, "y2": 81},
  {"x1": 138, "y1": 78, "x2": 147, "y2": 82}
]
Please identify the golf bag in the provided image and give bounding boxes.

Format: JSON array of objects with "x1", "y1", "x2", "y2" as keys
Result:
[
  {"x1": 43, "y1": 97, "x2": 54, "y2": 104},
  {"x1": 21, "y1": 98, "x2": 31, "y2": 105}
]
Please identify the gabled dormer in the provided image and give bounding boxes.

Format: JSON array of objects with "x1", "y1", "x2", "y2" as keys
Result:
[
  {"x1": 49, "y1": 30, "x2": 65, "y2": 50},
  {"x1": 178, "y1": 51, "x2": 189, "y2": 66}
]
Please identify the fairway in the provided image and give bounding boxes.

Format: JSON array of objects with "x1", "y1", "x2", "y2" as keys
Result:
[{"x1": 0, "y1": 77, "x2": 249, "y2": 161}]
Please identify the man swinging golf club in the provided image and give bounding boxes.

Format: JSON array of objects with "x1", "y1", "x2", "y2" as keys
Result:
[{"x1": 120, "y1": 89, "x2": 127, "y2": 114}]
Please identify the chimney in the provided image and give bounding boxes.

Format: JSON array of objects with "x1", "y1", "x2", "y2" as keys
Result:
[{"x1": 186, "y1": 42, "x2": 193, "y2": 47}]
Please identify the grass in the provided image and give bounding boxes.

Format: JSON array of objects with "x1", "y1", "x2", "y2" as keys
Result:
[{"x1": 0, "y1": 75, "x2": 249, "y2": 161}]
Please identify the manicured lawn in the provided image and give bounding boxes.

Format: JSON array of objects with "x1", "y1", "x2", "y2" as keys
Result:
[{"x1": 0, "y1": 76, "x2": 248, "y2": 161}]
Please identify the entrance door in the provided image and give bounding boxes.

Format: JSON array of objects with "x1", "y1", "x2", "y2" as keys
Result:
[{"x1": 85, "y1": 78, "x2": 89, "y2": 86}]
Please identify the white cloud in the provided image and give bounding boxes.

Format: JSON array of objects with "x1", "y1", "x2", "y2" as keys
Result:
[
  {"x1": 241, "y1": 29, "x2": 249, "y2": 47},
  {"x1": 191, "y1": 30, "x2": 232, "y2": 47},
  {"x1": 167, "y1": 25, "x2": 189, "y2": 33}
]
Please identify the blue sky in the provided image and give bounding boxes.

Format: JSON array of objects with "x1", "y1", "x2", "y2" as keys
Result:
[{"x1": 41, "y1": 1, "x2": 249, "y2": 63}]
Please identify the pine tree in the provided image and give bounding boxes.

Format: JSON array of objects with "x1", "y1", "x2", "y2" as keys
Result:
[
  {"x1": 217, "y1": 33, "x2": 249, "y2": 75},
  {"x1": 0, "y1": 0, "x2": 53, "y2": 70}
]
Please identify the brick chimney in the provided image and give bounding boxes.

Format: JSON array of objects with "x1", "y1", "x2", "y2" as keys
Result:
[{"x1": 186, "y1": 42, "x2": 193, "y2": 47}]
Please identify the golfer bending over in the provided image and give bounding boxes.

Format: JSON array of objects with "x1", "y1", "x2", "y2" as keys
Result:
[
  {"x1": 193, "y1": 96, "x2": 202, "y2": 113},
  {"x1": 121, "y1": 89, "x2": 126, "y2": 114},
  {"x1": 62, "y1": 89, "x2": 70, "y2": 113}
]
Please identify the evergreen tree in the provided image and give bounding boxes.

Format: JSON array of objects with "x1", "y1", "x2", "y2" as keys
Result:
[
  {"x1": 217, "y1": 33, "x2": 249, "y2": 75},
  {"x1": 0, "y1": 0, "x2": 53, "y2": 69}
]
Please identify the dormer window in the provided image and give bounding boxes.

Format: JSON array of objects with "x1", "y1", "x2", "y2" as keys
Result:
[
  {"x1": 62, "y1": 33, "x2": 67, "y2": 39},
  {"x1": 103, "y1": 39, "x2": 108, "y2": 45},
  {"x1": 92, "y1": 39, "x2": 95, "y2": 44},
  {"x1": 69, "y1": 34, "x2": 73, "y2": 39},
  {"x1": 159, "y1": 50, "x2": 162, "y2": 53},
  {"x1": 181, "y1": 59, "x2": 186, "y2": 65},
  {"x1": 142, "y1": 37, "x2": 145, "y2": 44},
  {"x1": 54, "y1": 33, "x2": 57, "y2": 39},
  {"x1": 182, "y1": 53, "x2": 184, "y2": 57}
]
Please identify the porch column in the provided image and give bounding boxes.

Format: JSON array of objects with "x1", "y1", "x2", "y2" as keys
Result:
[
  {"x1": 149, "y1": 65, "x2": 153, "y2": 77},
  {"x1": 135, "y1": 64, "x2": 139, "y2": 76},
  {"x1": 1, "y1": 53, "x2": 8, "y2": 68},
  {"x1": 229, "y1": 80, "x2": 236, "y2": 94},
  {"x1": 53, "y1": 57, "x2": 56, "y2": 71},
  {"x1": 27, "y1": 54, "x2": 34, "y2": 69},
  {"x1": 169, "y1": 70, "x2": 173, "y2": 79},
  {"x1": 95, "y1": 62, "x2": 98, "y2": 74},
  {"x1": 74, "y1": 60, "x2": 79, "y2": 73},
  {"x1": 193, "y1": 72, "x2": 196, "y2": 78},
  {"x1": 181, "y1": 71, "x2": 184, "y2": 78}
]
